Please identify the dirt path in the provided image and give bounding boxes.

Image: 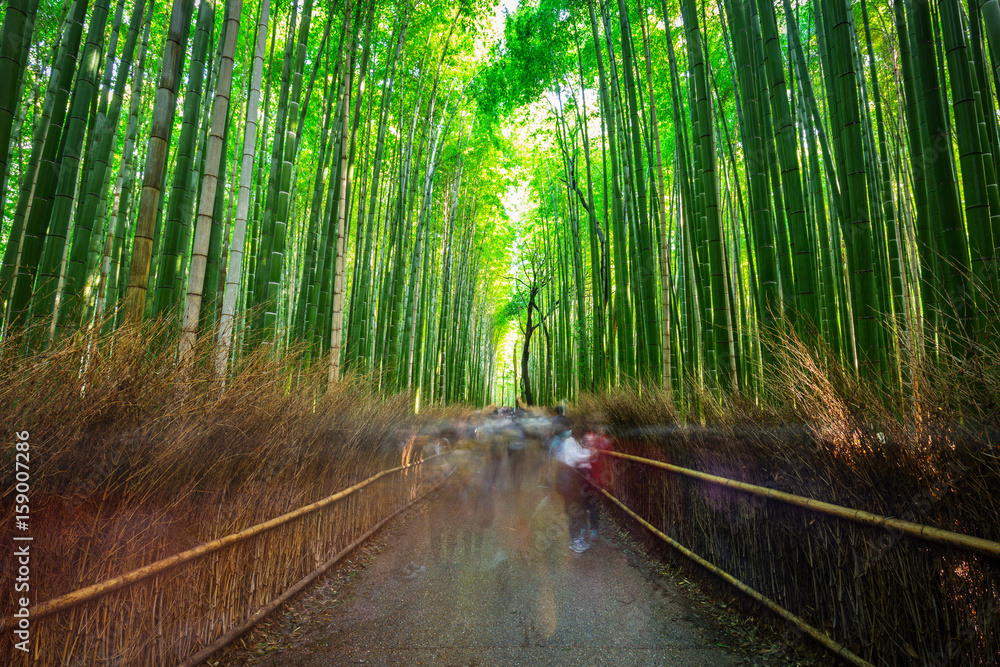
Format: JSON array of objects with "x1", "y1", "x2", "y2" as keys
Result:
[{"x1": 215, "y1": 452, "x2": 796, "y2": 666}]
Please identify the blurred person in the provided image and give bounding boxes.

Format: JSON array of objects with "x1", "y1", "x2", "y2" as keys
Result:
[
  {"x1": 476, "y1": 417, "x2": 504, "y2": 489},
  {"x1": 505, "y1": 420, "x2": 527, "y2": 490},
  {"x1": 550, "y1": 416, "x2": 595, "y2": 553},
  {"x1": 580, "y1": 425, "x2": 613, "y2": 538},
  {"x1": 546, "y1": 415, "x2": 570, "y2": 457},
  {"x1": 539, "y1": 414, "x2": 565, "y2": 487},
  {"x1": 515, "y1": 412, "x2": 549, "y2": 487},
  {"x1": 418, "y1": 424, "x2": 451, "y2": 491}
]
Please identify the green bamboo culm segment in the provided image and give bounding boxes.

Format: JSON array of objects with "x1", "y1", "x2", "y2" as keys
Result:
[
  {"x1": 180, "y1": 0, "x2": 242, "y2": 365},
  {"x1": 722, "y1": 0, "x2": 779, "y2": 369},
  {"x1": 6, "y1": 0, "x2": 85, "y2": 331},
  {"x1": 680, "y1": 0, "x2": 735, "y2": 390},
  {"x1": 939, "y1": 0, "x2": 999, "y2": 326},
  {"x1": 0, "y1": 0, "x2": 39, "y2": 314},
  {"x1": 756, "y1": 0, "x2": 818, "y2": 333},
  {"x1": 617, "y1": 0, "x2": 659, "y2": 387},
  {"x1": 907, "y1": 0, "x2": 972, "y2": 350},
  {"x1": 0, "y1": 0, "x2": 31, "y2": 223},
  {"x1": 262, "y1": 0, "x2": 315, "y2": 339}
]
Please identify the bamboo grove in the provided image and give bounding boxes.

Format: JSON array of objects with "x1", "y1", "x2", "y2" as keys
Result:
[
  {"x1": 0, "y1": 0, "x2": 514, "y2": 406},
  {"x1": 3, "y1": 0, "x2": 1000, "y2": 408},
  {"x1": 479, "y1": 0, "x2": 1000, "y2": 406}
]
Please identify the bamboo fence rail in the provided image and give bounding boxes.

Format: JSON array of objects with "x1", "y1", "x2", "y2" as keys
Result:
[
  {"x1": 600, "y1": 439, "x2": 1000, "y2": 666},
  {"x1": 177, "y1": 470, "x2": 452, "y2": 666},
  {"x1": 1, "y1": 453, "x2": 448, "y2": 665},
  {"x1": 602, "y1": 450, "x2": 1000, "y2": 557},
  {"x1": 598, "y1": 485, "x2": 875, "y2": 667}
]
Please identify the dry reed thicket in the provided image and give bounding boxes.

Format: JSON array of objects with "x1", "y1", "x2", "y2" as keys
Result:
[
  {"x1": 0, "y1": 321, "x2": 464, "y2": 664},
  {"x1": 579, "y1": 327, "x2": 1000, "y2": 667}
]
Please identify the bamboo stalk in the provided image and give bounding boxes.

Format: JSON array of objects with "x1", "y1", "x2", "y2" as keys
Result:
[{"x1": 603, "y1": 450, "x2": 1000, "y2": 558}]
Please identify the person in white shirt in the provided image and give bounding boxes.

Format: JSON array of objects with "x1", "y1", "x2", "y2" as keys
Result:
[{"x1": 549, "y1": 416, "x2": 595, "y2": 553}]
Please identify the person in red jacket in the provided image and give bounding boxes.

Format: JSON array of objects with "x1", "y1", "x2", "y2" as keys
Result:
[
  {"x1": 579, "y1": 424, "x2": 611, "y2": 541},
  {"x1": 583, "y1": 425, "x2": 613, "y2": 489}
]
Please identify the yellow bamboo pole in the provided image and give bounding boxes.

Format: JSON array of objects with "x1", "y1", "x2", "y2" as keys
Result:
[
  {"x1": 598, "y1": 486, "x2": 876, "y2": 667},
  {"x1": 603, "y1": 450, "x2": 1000, "y2": 558},
  {"x1": 0, "y1": 455, "x2": 441, "y2": 632}
]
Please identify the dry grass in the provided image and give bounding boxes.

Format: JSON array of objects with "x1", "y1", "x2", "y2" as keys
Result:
[
  {"x1": 578, "y1": 326, "x2": 1000, "y2": 666},
  {"x1": 0, "y1": 320, "x2": 466, "y2": 665}
]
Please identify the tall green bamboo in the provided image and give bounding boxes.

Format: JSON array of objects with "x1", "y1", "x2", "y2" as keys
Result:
[
  {"x1": 4, "y1": 0, "x2": 84, "y2": 328},
  {"x1": 31, "y1": 0, "x2": 111, "y2": 341},
  {"x1": 328, "y1": 4, "x2": 356, "y2": 385},
  {"x1": 181, "y1": 0, "x2": 241, "y2": 364},
  {"x1": 940, "y1": 0, "x2": 998, "y2": 322},
  {"x1": 907, "y1": 0, "x2": 973, "y2": 345},
  {"x1": 756, "y1": 0, "x2": 818, "y2": 331},
  {"x1": 124, "y1": 0, "x2": 194, "y2": 323},
  {"x1": 154, "y1": 0, "x2": 213, "y2": 318},
  {"x1": 262, "y1": 0, "x2": 314, "y2": 338},
  {"x1": 251, "y1": 0, "x2": 298, "y2": 329},
  {"x1": 60, "y1": 0, "x2": 145, "y2": 331},
  {"x1": 347, "y1": 4, "x2": 408, "y2": 369},
  {"x1": 616, "y1": 0, "x2": 658, "y2": 384},
  {"x1": 681, "y1": 0, "x2": 734, "y2": 388},
  {"x1": 723, "y1": 0, "x2": 778, "y2": 367},
  {"x1": 822, "y1": 0, "x2": 883, "y2": 374}
]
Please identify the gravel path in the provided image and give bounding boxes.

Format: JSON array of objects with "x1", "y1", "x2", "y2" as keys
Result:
[{"x1": 221, "y1": 451, "x2": 753, "y2": 666}]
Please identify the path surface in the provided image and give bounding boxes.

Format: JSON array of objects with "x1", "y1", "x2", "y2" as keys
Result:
[{"x1": 226, "y1": 450, "x2": 752, "y2": 666}]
